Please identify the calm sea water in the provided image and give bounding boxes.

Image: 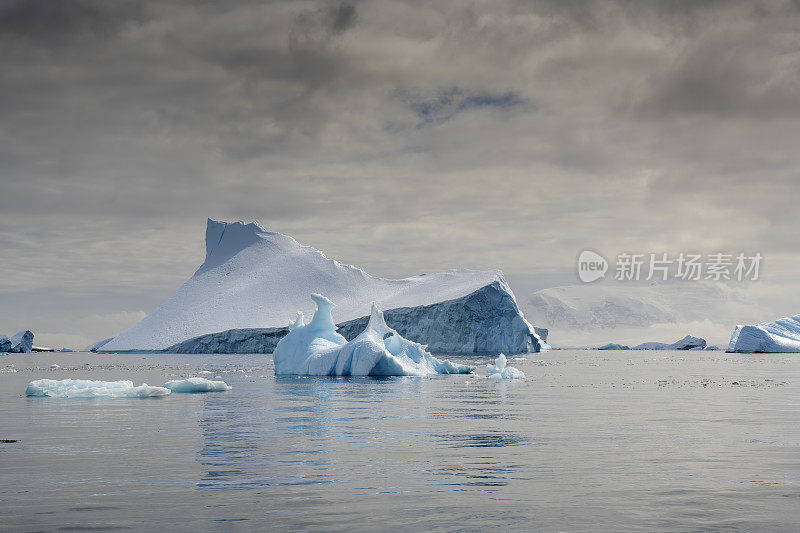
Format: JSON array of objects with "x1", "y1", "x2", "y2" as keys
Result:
[{"x1": 1, "y1": 349, "x2": 799, "y2": 532}]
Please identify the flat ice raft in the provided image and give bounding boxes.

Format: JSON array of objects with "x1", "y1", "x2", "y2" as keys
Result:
[
  {"x1": 26, "y1": 379, "x2": 171, "y2": 398},
  {"x1": 26, "y1": 378, "x2": 231, "y2": 398},
  {"x1": 273, "y1": 294, "x2": 474, "y2": 377},
  {"x1": 728, "y1": 314, "x2": 800, "y2": 353}
]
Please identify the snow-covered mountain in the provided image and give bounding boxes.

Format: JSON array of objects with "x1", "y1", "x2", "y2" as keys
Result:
[
  {"x1": 101, "y1": 219, "x2": 546, "y2": 354},
  {"x1": 522, "y1": 281, "x2": 759, "y2": 347}
]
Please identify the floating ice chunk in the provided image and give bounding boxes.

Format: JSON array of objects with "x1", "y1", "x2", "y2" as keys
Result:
[
  {"x1": 50, "y1": 364, "x2": 60, "y2": 369},
  {"x1": 163, "y1": 377, "x2": 231, "y2": 392},
  {"x1": 486, "y1": 353, "x2": 525, "y2": 380},
  {"x1": 273, "y1": 295, "x2": 474, "y2": 376},
  {"x1": 25, "y1": 379, "x2": 170, "y2": 398}
]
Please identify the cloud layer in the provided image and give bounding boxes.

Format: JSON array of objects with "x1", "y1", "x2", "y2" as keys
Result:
[{"x1": 2, "y1": 0, "x2": 800, "y2": 346}]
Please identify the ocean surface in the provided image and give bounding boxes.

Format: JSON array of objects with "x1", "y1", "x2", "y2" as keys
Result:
[{"x1": 1, "y1": 349, "x2": 799, "y2": 532}]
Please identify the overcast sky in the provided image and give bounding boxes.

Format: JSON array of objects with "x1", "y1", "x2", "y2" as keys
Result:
[{"x1": 2, "y1": 0, "x2": 800, "y2": 348}]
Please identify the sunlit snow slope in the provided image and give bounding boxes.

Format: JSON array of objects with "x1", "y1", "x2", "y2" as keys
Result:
[{"x1": 102, "y1": 219, "x2": 543, "y2": 352}]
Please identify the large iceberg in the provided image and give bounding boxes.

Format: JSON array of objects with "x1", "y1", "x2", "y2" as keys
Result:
[
  {"x1": 273, "y1": 294, "x2": 474, "y2": 376},
  {"x1": 102, "y1": 219, "x2": 546, "y2": 355},
  {"x1": 728, "y1": 314, "x2": 800, "y2": 353},
  {"x1": 1, "y1": 331, "x2": 34, "y2": 353}
]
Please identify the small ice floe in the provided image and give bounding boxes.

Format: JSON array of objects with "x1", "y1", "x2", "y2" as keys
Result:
[
  {"x1": 25, "y1": 379, "x2": 170, "y2": 398},
  {"x1": 486, "y1": 353, "x2": 525, "y2": 380},
  {"x1": 50, "y1": 364, "x2": 60, "y2": 369},
  {"x1": 163, "y1": 377, "x2": 231, "y2": 393}
]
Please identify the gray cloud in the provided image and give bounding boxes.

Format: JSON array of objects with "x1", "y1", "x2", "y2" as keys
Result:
[{"x1": 2, "y1": 0, "x2": 800, "y2": 346}]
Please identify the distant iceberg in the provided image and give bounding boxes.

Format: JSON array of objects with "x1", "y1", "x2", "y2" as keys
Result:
[
  {"x1": 593, "y1": 336, "x2": 706, "y2": 351},
  {"x1": 633, "y1": 335, "x2": 706, "y2": 350},
  {"x1": 273, "y1": 294, "x2": 474, "y2": 377},
  {"x1": 101, "y1": 219, "x2": 547, "y2": 355},
  {"x1": 597, "y1": 343, "x2": 630, "y2": 350},
  {"x1": 728, "y1": 314, "x2": 800, "y2": 353},
  {"x1": 1, "y1": 331, "x2": 34, "y2": 353},
  {"x1": 485, "y1": 353, "x2": 525, "y2": 379}
]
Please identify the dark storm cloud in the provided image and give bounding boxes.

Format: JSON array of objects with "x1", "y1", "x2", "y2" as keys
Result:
[
  {"x1": 2, "y1": 0, "x2": 800, "y2": 345},
  {"x1": 0, "y1": 0, "x2": 145, "y2": 47}
]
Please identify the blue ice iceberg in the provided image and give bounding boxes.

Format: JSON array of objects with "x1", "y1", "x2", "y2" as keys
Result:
[
  {"x1": 1, "y1": 331, "x2": 34, "y2": 353},
  {"x1": 273, "y1": 294, "x2": 475, "y2": 376},
  {"x1": 25, "y1": 379, "x2": 171, "y2": 398},
  {"x1": 486, "y1": 353, "x2": 525, "y2": 379},
  {"x1": 163, "y1": 377, "x2": 231, "y2": 392},
  {"x1": 728, "y1": 314, "x2": 800, "y2": 353}
]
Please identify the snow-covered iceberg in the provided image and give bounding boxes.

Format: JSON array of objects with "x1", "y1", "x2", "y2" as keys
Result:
[
  {"x1": 25, "y1": 379, "x2": 171, "y2": 398},
  {"x1": 0, "y1": 331, "x2": 34, "y2": 353},
  {"x1": 101, "y1": 219, "x2": 546, "y2": 355},
  {"x1": 485, "y1": 353, "x2": 525, "y2": 379},
  {"x1": 273, "y1": 294, "x2": 474, "y2": 377},
  {"x1": 728, "y1": 314, "x2": 800, "y2": 353},
  {"x1": 163, "y1": 377, "x2": 231, "y2": 392}
]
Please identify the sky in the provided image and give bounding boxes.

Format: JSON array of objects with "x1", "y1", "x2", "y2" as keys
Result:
[{"x1": 2, "y1": 0, "x2": 800, "y2": 348}]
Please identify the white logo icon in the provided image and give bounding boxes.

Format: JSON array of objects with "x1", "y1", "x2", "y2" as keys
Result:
[{"x1": 577, "y1": 250, "x2": 608, "y2": 283}]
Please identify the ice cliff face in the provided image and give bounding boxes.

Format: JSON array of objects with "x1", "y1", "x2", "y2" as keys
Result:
[
  {"x1": 1, "y1": 330, "x2": 34, "y2": 353},
  {"x1": 167, "y1": 281, "x2": 547, "y2": 355},
  {"x1": 728, "y1": 314, "x2": 800, "y2": 353},
  {"x1": 273, "y1": 294, "x2": 474, "y2": 376},
  {"x1": 336, "y1": 282, "x2": 547, "y2": 354},
  {"x1": 103, "y1": 219, "x2": 546, "y2": 354}
]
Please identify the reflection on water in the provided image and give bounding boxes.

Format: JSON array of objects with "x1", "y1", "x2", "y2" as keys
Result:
[
  {"x1": 2, "y1": 350, "x2": 800, "y2": 531},
  {"x1": 195, "y1": 375, "x2": 530, "y2": 492}
]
